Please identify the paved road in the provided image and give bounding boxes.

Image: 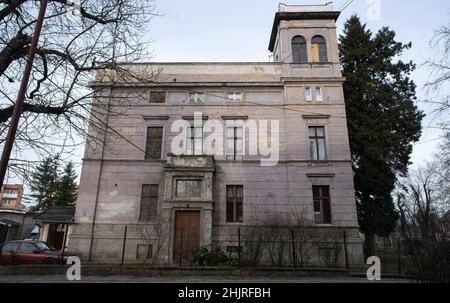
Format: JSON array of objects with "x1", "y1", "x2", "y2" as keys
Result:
[{"x1": 0, "y1": 274, "x2": 413, "y2": 283}]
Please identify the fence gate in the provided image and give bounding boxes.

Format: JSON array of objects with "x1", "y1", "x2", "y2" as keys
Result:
[{"x1": 173, "y1": 211, "x2": 200, "y2": 264}]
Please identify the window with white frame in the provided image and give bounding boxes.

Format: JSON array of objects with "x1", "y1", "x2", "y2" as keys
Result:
[
  {"x1": 305, "y1": 87, "x2": 312, "y2": 101},
  {"x1": 186, "y1": 126, "x2": 203, "y2": 155},
  {"x1": 188, "y1": 92, "x2": 204, "y2": 104},
  {"x1": 315, "y1": 87, "x2": 323, "y2": 101},
  {"x1": 4, "y1": 189, "x2": 17, "y2": 195},
  {"x1": 226, "y1": 126, "x2": 243, "y2": 160},
  {"x1": 1, "y1": 199, "x2": 14, "y2": 206},
  {"x1": 227, "y1": 92, "x2": 242, "y2": 102}
]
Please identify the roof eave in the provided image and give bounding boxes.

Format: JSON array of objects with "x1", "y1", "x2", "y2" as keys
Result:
[{"x1": 268, "y1": 11, "x2": 341, "y2": 52}]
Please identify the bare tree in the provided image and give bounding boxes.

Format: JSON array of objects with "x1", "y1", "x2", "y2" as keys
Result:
[
  {"x1": 139, "y1": 217, "x2": 169, "y2": 264},
  {"x1": 396, "y1": 155, "x2": 450, "y2": 282},
  {"x1": 424, "y1": 24, "x2": 450, "y2": 131},
  {"x1": 0, "y1": 0, "x2": 158, "y2": 178}
]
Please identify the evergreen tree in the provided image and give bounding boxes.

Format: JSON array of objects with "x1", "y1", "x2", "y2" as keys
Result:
[
  {"x1": 339, "y1": 16, "x2": 424, "y2": 254},
  {"x1": 55, "y1": 161, "x2": 78, "y2": 206},
  {"x1": 29, "y1": 156, "x2": 60, "y2": 210}
]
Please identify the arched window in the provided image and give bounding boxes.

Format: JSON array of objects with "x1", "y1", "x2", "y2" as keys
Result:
[
  {"x1": 291, "y1": 36, "x2": 307, "y2": 63},
  {"x1": 311, "y1": 35, "x2": 328, "y2": 62}
]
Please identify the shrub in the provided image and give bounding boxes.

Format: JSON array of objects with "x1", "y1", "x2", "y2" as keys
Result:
[{"x1": 191, "y1": 247, "x2": 231, "y2": 266}]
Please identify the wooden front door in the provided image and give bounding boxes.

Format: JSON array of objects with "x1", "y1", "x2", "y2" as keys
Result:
[{"x1": 173, "y1": 211, "x2": 200, "y2": 264}]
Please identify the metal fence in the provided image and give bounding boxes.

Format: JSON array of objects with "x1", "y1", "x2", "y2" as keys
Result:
[{"x1": 65, "y1": 223, "x2": 361, "y2": 269}]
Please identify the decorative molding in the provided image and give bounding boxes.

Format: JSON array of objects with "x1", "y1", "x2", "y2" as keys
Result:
[
  {"x1": 302, "y1": 114, "x2": 330, "y2": 120},
  {"x1": 306, "y1": 173, "x2": 335, "y2": 178},
  {"x1": 181, "y1": 115, "x2": 209, "y2": 121},
  {"x1": 143, "y1": 115, "x2": 169, "y2": 120},
  {"x1": 221, "y1": 115, "x2": 249, "y2": 120}
]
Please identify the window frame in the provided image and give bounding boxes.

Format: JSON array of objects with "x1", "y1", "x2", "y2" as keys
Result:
[
  {"x1": 315, "y1": 87, "x2": 323, "y2": 101},
  {"x1": 312, "y1": 185, "x2": 332, "y2": 224},
  {"x1": 291, "y1": 35, "x2": 308, "y2": 63},
  {"x1": 188, "y1": 92, "x2": 204, "y2": 104},
  {"x1": 186, "y1": 125, "x2": 203, "y2": 155},
  {"x1": 226, "y1": 125, "x2": 244, "y2": 161},
  {"x1": 305, "y1": 86, "x2": 313, "y2": 101},
  {"x1": 311, "y1": 35, "x2": 328, "y2": 63},
  {"x1": 139, "y1": 184, "x2": 159, "y2": 222},
  {"x1": 227, "y1": 92, "x2": 243, "y2": 102},
  {"x1": 226, "y1": 185, "x2": 244, "y2": 223},
  {"x1": 144, "y1": 125, "x2": 165, "y2": 160},
  {"x1": 308, "y1": 126, "x2": 327, "y2": 161}
]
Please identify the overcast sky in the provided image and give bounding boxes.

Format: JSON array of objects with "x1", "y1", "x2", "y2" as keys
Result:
[{"x1": 146, "y1": 0, "x2": 450, "y2": 166}]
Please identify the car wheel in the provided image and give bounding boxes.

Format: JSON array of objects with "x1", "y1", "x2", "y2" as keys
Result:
[{"x1": 43, "y1": 258, "x2": 56, "y2": 265}]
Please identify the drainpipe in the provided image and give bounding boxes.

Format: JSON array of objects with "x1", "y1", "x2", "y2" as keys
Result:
[{"x1": 87, "y1": 87, "x2": 112, "y2": 262}]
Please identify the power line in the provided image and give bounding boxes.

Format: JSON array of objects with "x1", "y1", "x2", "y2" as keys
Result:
[{"x1": 339, "y1": 0, "x2": 355, "y2": 12}]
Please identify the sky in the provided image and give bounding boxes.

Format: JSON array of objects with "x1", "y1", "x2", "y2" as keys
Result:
[
  {"x1": 146, "y1": 0, "x2": 450, "y2": 166},
  {"x1": 4, "y1": 0, "x2": 450, "y2": 198}
]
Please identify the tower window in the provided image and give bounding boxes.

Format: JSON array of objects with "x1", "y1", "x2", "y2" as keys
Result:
[
  {"x1": 292, "y1": 36, "x2": 308, "y2": 63},
  {"x1": 311, "y1": 36, "x2": 328, "y2": 63}
]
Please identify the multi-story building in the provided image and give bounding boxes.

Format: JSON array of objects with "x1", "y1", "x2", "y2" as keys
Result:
[
  {"x1": 0, "y1": 184, "x2": 23, "y2": 211},
  {"x1": 69, "y1": 3, "x2": 364, "y2": 266}
]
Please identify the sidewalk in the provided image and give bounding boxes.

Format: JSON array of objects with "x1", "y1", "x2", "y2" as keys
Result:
[{"x1": 0, "y1": 274, "x2": 413, "y2": 283}]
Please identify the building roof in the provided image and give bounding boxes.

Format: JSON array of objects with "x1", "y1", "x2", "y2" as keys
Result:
[{"x1": 33, "y1": 206, "x2": 75, "y2": 223}]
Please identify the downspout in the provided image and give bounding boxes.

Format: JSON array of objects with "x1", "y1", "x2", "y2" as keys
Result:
[{"x1": 87, "y1": 86, "x2": 112, "y2": 261}]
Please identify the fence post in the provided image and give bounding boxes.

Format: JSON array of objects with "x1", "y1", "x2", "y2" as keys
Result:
[
  {"x1": 397, "y1": 237, "x2": 402, "y2": 275},
  {"x1": 61, "y1": 223, "x2": 69, "y2": 260},
  {"x1": 291, "y1": 229, "x2": 297, "y2": 268},
  {"x1": 343, "y1": 230, "x2": 349, "y2": 270},
  {"x1": 121, "y1": 225, "x2": 128, "y2": 266},
  {"x1": 238, "y1": 227, "x2": 241, "y2": 268}
]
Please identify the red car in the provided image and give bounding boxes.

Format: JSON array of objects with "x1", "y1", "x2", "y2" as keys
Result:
[{"x1": 0, "y1": 240, "x2": 64, "y2": 265}]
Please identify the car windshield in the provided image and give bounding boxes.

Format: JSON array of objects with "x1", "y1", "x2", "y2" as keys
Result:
[{"x1": 35, "y1": 241, "x2": 54, "y2": 251}]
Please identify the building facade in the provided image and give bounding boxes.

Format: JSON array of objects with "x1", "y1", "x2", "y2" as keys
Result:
[
  {"x1": 0, "y1": 184, "x2": 23, "y2": 211},
  {"x1": 69, "y1": 3, "x2": 364, "y2": 266}
]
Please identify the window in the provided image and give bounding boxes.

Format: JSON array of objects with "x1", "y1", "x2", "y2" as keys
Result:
[
  {"x1": 139, "y1": 184, "x2": 158, "y2": 222},
  {"x1": 4, "y1": 189, "x2": 17, "y2": 195},
  {"x1": 315, "y1": 87, "x2": 323, "y2": 101},
  {"x1": 145, "y1": 127, "x2": 163, "y2": 160},
  {"x1": 188, "y1": 92, "x2": 204, "y2": 104},
  {"x1": 149, "y1": 91, "x2": 166, "y2": 103},
  {"x1": 226, "y1": 185, "x2": 243, "y2": 223},
  {"x1": 186, "y1": 126, "x2": 203, "y2": 155},
  {"x1": 19, "y1": 242, "x2": 37, "y2": 254},
  {"x1": 226, "y1": 126, "x2": 243, "y2": 160},
  {"x1": 176, "y1": 180, "x2": 202, "y2": 198},
  {"x1": 292, "y1": 36, "x2": 308, "y2": 63},
  {"x1": 1, "y1": 242, "x2": 17, "y2": 253},
  {"x1": 305, "y1": 87, "x2": 312, "y2": 101},
  {"x1": 312, "y1": 185, "x2": 332, "y2": 224},
  {"x1": 308, "y1": 126, "x2": 327, "y2": 161},
  {"x1": 2, "y1": 199, "x2": 14, "y2": 206},
  {"x1": 35, "y1": 241, "x2": 53, "y2": 250},
  {"x1": 227, "y1": 92, "x2": 242, "y2": 102},
  {"x1": 311, "y1": 36, "x2": 327, "y2": 63}
]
